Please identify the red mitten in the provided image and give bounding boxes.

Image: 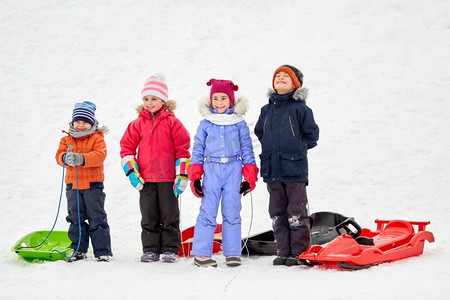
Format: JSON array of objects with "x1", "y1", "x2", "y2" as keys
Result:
[
  {"x1": 188, "y1": 164, "x2": 204, "y2": 198},
  {"x1": 242, "y1": 164, "x2": 259, "y2": 194},
  {"x1": 188, "y1": 164, "x2": 204, "y2": 181}
]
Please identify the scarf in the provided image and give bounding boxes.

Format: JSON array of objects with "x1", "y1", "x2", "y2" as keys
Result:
[
  {"x1": 69, "y1": 120, "x2": 99, "y2": 138},
  {"x1": 203, "y1": 113, "x2": 244, "y2": 125}
]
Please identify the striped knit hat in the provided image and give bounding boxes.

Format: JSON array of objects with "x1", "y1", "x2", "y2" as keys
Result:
[
  {"x1": 72, "y1": 101, "x2": 96, "y2": 126},
  {"x1": 141, "y1": 72, "x2": 168, "y2": 101}
]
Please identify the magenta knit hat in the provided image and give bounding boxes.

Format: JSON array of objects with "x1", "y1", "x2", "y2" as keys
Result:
[
  {"x1": 141, "y1": 72, "x2": 168, "y2": 101},
  {"x1": 207, "y1": 79, "x2": 239, "y2": 107}
]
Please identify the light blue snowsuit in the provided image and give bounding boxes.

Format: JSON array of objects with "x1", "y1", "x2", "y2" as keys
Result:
[{"x1": 190, "y1": 97, "x2": 256, "y2": 257}]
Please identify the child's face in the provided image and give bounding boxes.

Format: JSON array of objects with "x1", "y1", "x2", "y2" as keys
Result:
[
  {"x1": 274, "y1": 71, "x2": 295, "y2": 94},
  {"x1": 143, "y1": 95, "x2": 165, "y2": 113},
  {"x1": 73, "y1": 120, "x2": 92, "y2": 132},
  {"x1": 211, "y1": 93, "x2": 231, "y2": 114}
]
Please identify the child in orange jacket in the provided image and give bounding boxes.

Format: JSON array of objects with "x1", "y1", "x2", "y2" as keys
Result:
[{"x1": 55, "y1": 101, "x2": 112, "y2": 262}]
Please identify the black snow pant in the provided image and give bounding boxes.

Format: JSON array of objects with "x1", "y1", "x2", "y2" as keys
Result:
[
  {"x1": 139, "y1": 182, "x2": 181, "y2": 254},
  {"x1": 267, "y1": 182, "x2": 310, "y2": 257},
  {"x1": 66, "y1": 187, "x2": 112, "y2": 257}
]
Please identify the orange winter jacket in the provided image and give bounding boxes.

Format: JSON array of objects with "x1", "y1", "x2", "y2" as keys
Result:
[{"x1": 55, "y1": 129, "x2": 107, "y2": 190}]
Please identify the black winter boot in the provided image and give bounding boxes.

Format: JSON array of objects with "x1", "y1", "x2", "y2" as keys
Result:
[
  {"x1": 285, "y1": 255, "x2": 305, "y2": 267},
  {"x1": 273, "y1": 256, "x2": 288, "y2": 266}
]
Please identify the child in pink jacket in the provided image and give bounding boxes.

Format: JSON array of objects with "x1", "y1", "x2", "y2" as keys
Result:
[{"x1": 120, "y1": 73, "x2": 190, "y2": 263}]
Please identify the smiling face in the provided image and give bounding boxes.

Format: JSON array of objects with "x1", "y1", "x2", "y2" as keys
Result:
[
  {"x1": 273, "y1": 71, "x2": 296, "y2": 94},
  {"x1": 143, "y1": 95, "x2": 165, "y2": 113},
  {"x1": 211, "y1": 93, "x2": 231, "y2": 114},
  {"x1": 73, "y1": 120, "x2": 92, "y2": 132}
]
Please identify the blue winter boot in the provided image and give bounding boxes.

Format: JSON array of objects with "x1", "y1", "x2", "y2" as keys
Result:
[
  {"x1": 161, "y1": 251, "x2": 177, "y2": 263},
  {"x1": 141, "y1": 251, "x2": 160, "y2": 262}
]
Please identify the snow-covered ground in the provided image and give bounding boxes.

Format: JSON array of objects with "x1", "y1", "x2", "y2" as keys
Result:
[{"x1": 1, "y1": 0, "x2": 449, "y2": 299}]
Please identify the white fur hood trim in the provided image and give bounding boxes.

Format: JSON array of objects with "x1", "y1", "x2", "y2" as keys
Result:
[
  {"x1": 198, "y1": 95, "x2": 249, "y2": 116},
  {"x1": 136, "y1": 100, "x2": 177, "y2": 113},
  {"x1": 267, "y1": 87, "x2": 309, "y2": 101}
]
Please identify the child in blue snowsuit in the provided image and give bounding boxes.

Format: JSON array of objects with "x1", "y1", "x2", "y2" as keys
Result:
[{"x1": 188, "y1": 79, "x2": 259, "y2": 268}]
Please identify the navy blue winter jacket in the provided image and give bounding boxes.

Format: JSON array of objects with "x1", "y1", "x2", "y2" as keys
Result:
[{"x1": 254, "y1": 88, "x2": 319, "y2": 183}]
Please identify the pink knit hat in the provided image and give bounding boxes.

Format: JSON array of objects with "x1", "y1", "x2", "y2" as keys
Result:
[
  {"x1": 207, "y1": 79, "x2": 239, "y2": 107},
  {"x1": 141, "y1": 73, "x2": 168, "y2": 101}
]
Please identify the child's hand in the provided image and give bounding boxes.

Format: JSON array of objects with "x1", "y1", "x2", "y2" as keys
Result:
[
  {"x1": 240, "y1": 181, "x2": 254, "y2": 196},
  {"x1": 173, "y1": 175, "x2": 188, "y2": 195},
  {"x1": 121, "y1": 156, "x2": 145, "y2": 191},
  {"x1": 187, "y1": 163, "x2": 204, "y2": 197},
  {"x1": 127, "y1": 171, "x2": 145, "y2": 191},
  {"x1": 240, "y1": 164, "x2": 259, "y2": 196},
  {"x1": 64, "y1": 146, "x2": 85, "y2": 166},
  {"x1": 190, "y1": 180, "x2": 204, "y2": 198},
  {"x1": 173, "y1": 158, "x2": 190, "y2": 195}
]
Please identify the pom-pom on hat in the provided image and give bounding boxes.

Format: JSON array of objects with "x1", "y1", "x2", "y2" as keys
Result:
[
  {"x1": 207, "y1": 79, "x2": 239, "y2": 107},
  {"x1": 272, "y1": 64, "x2": 303, "y2": 91},
  {"x1": 141, "y1": 72, "x2": 168, "y2": 101},
  {"x1": 72, "y1": 101, "x2": 96, "y2": 126}
]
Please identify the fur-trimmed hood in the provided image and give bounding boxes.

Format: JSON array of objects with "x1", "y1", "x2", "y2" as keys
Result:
[
  {"x1": 267, "y1": 87, "x2": 309, "y2": 101},
  {"x1": 97, "y1": 125, "x2": 109, "y2": 133},
  {"x1": 198, "y1": 95, "x2": 249, "y2": 116},
  {"x1": 135, "y1": 100, "x2": 177, "y2": 114}
]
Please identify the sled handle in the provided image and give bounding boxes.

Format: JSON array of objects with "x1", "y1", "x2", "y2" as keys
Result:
[
  {"x1": 336, "y1": 218, "x2": 362, "y2": 239},
  {"x1": 375, "y1": 220, "x2": 430, "y2": 232}
]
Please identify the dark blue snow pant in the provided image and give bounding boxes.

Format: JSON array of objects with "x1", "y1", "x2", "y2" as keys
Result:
[
  {"x1": 66, "y1": 187, "x2": 112, "y2": 257},
  {"x1": 139, "y1": 182, "x2": 181, "y2": 254},
  {"x1": 267, "y1": 182, "x2": 310, "y2": 257}
]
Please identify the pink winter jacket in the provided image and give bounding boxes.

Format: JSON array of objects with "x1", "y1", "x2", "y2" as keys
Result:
[{"x1": 120, "y1": 103, "x2": 190, "y2": 182}]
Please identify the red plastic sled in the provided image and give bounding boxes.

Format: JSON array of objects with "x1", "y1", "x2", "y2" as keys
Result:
[
  {"x1": 300, "y1": 220, "x2": 435, "y2": 270},
  {"x1": 178, "y1": 224, "x2": 222, "y2": 257}
]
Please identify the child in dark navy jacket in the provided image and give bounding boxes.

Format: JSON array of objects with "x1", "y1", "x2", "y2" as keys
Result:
[{"x1": 254, "y1": 65, "x2": 319, "y2": 267}]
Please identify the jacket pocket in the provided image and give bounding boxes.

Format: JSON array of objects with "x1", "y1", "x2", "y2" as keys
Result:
[
  {"x1": 280, "y1": 152, "x2": 307, "y2": 177},
  {"x1": 259, "y1": 152, "x2": 271, "y2": 177}
]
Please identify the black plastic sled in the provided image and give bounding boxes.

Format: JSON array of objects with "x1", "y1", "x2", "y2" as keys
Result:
[{"x1": 241, "y1": 211, "x2": 362, "y2": 255}]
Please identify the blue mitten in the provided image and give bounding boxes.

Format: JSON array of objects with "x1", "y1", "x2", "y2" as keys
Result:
[
  {"x1": 121, "y1": 156, "x2": 145, "y2": 191},
  {"x1": 173, "y1": 158, "x2": 190, "y2": 195}
]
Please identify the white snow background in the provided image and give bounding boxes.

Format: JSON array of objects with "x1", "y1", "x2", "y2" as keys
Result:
[{"x1": 1, "y1": 0, "x2": 449, "y2": 299}]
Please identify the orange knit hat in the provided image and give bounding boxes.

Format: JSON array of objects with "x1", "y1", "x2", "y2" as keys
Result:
[{"x1": 272, "y1": 65, "x2": 303, "y2": 91}]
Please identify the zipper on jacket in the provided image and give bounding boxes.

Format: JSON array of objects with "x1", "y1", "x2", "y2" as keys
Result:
[
  {"x1": 288, "y1": 115, "x2": 296, "y2": 137},
  {"x1": 263, "y1": 117, "x2": 268, "y2": 136}
]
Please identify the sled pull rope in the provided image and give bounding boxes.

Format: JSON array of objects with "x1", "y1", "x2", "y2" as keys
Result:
[
  {"x1": 306, "y1": 200, "x2": 318, "y2": 261},
  {"x1": 241, "y1": 191, "x2": 254, "y2": 257},
  {"x1": 16, "y1": 154, "x2": 82, "y2": 261},
  {"x1": 43, "y1": 154, "x2": 82, "y2": 260},
  {"x1": 52, "y1": 162, "x2": 82, "y2": 260},
  {"x1": 178, "y1": 195, "x2": 186, "y2": 259},
  {"x1": 15, "y1": 161, "x2": 67, "y2": 251},
  {"x1": 309, "y1": 202, "x2": 319, "y2": 260}
]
